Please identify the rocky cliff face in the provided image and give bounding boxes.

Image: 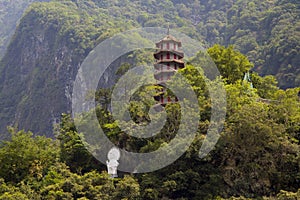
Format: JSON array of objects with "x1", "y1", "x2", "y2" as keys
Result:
[
  {"x1": 0, "y1": 2, "x2": 90, "y2": 138},
  {"x1": 0, "y1": 1, "x2": 136, "y2": 138}
]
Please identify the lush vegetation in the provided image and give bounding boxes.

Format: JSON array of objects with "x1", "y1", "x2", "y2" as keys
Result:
[
  {"x1": 0, "y1": 0, "x2": 135, "y2": 137},
  {"x1": 0, "y1": 1, "x2": 299, "y2": 198},
  {"x1": 0, "y1": 0, "x2": 299, "y2": 87},
  {"x1": 0, "y1": 45, "x2": 299, "y2": 199},
  {"x1": 0, "y1": 0, "x2": 298, "y2": 136}
]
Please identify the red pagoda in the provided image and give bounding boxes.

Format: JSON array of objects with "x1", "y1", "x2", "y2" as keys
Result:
[{"x1": 153, "y1": 32, "x2": 185, "y2": 105}]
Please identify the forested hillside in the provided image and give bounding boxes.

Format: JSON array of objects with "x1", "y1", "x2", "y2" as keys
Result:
[
  {"x1": 0, "y1": 1, "x2": 299, "y2": 198},
  {"x1": 0, "y1": 0, "x2": 298, "y2": 137},
  {"x1": 0, "y1": 0, "x2": 141, "y2": 137},
  {"x1": 92, "y1": 0, "x2": 300, "y2": 88},
  {"x1": 0, "y1": 0, "x2": 299, "y2": 86},
  {"x1": 0, "y1": 45, "x2": 299, "y2": 199}
]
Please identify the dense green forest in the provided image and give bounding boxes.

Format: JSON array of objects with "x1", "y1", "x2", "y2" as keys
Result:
[
  {"x1": 0, "y1": 45, "x2": 299, "y2": 199},
  {"x1": 0, "y1": 0, "x2": 299, "y2": 136},
  {"x1": 0, "y1": 0, "x2": 299, "y2": 87},
  {"x1": 0, "y1": 0, "x2": 299, "y2": 199}
]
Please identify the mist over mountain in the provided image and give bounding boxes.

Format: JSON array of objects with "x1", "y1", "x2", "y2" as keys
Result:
[{"x1": 0, "y1": 0, "x2": 49, "y2": 59}]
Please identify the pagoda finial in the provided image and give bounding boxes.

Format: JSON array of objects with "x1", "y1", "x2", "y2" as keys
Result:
[{"x1": 167, "y1": 23, "x2": 170, "y2": 35}]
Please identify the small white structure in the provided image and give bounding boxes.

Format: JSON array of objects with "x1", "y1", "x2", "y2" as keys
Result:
[{"x1": 106, "y1": 147, "x2": 120, "y2": 178}]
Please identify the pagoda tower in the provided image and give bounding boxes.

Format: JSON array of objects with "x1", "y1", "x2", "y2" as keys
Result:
[{"x1": 153, "y1": 32, "x2": 185, "y2": 105}]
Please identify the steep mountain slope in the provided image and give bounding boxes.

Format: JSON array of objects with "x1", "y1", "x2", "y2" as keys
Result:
[
  {"x1": 0, "y1": 1, "x2": 102, "y2": 138},
  {"x1": 0, "y1": 0, "x2": 298, "y2": 137},
  {"x1": 0, "y1": 0, "x2": 143, "y2": 138},
  {"x1": 0, "y1": 0, "x2": 49, "y2": 59}
]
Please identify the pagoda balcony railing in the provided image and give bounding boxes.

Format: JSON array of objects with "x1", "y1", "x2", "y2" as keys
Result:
[
  {"x1": 154, "y1": 48, "x2": 183, "y2": 53},
  {"x1": 153, "y1": 97, "x2": 179, "y2": 105},
  {"x1": 155, "y1": 58, "x2": 184, "y2": 64},
  {"x1": 154, "y1": 63, "x2": 184, "y2": 70},
  {"x1": 154, "y1": 49, "x2": 184, "y2": 58}
]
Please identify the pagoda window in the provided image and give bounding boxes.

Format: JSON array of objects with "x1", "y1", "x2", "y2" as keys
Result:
[
  {"x1": 168, "y1": 96, "x2": 171, "y2": 102},
  {"x1": 173, "y1": 43, "x2": 176, "y2": 50},
  {"x1": 167, "y1": 63, "x2": 170, "y2": 70},
  {"x1": 161, "y1": 43, "x2": 163, "y2": 49},
  {"x1": 167, "y1": 42, "x2": 169, "y2": 49},
  {"x1": 174, "y1": 54, "x2": 177, "y2": 59},
  {"x1": 160, "y1": 54, "x2": 163, "y2": 60},
  {"x1": 167, "y1": 53, "x2": 170, "y2": 59},
  {"x1": 174, "y1": 64, "x2": 177, "y2": 70}
]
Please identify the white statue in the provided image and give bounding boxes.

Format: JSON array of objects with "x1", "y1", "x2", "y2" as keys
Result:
[{"x1": 106, "y1": 147, "x2": 120, "y2": 178}]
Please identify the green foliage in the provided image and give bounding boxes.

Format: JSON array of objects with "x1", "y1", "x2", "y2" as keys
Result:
[
  {"x1": 53, "y1": 46, "x2": 299, "y2": 199},
  {"x1": 55, "y1": 114, "x2": 104, "y2": 174},
  {"x1": 276, "y1": 189, "x2": 300, "y2": 200},
  {"x1": 0, "y1": 128, "x2": 59, "y2": 184},
  {"x1": 40, "y1": 163, "x2": 115, "y2": 199},
  {"x1": 217, "y1": 101, "x2": 299, "y2": 197},
  {"x1": 113, "y1": 175, "x2": 141, "y2": 200},
  {"x1": 0, "y1": 0, "x2": 298, "y2": 138},
  {"x1": 251, "y1": 73, "x2": 278, "y2": 99},
  {"x1": 208, "y1": 45, "x2": 253, "y2": 84},
  {"x1": 1, "y1": 0, "x2": 298, "y2": 88},
  {"x1": 0, "y1": 2, "x2": 299, "y2": 197},
  {"x1": 0, "y1": 130, "x2": 141, "y2": 199}
]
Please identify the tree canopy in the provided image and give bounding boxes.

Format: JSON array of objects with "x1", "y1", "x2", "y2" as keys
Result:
[{"x1": 0, "y1": 45, "x2": 299, "y2": 199}]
